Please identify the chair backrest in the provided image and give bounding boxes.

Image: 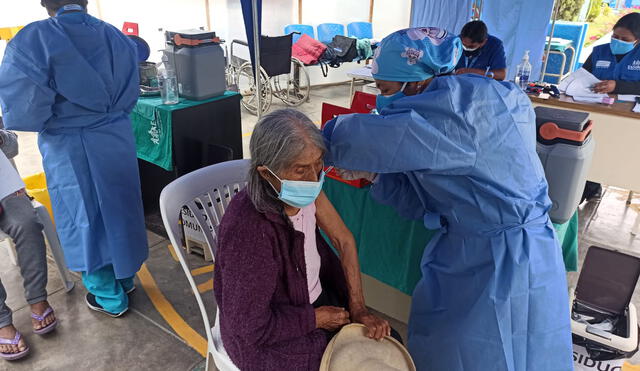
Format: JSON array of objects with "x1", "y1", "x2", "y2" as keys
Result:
[
  {"x1": 260, "y1": 34, "x2": 293, "y2": 77},
  {"x1": 159, "y1": 159, "x2": 250, "y2": 364},
  {"x1": 317, "y1": 23, "x2": 345, "y2": 44},
  {"x1": 284, "y1": 24, "x2": 315, "y2": 44},
  {"x1": 122, "y1": 22, "x2": 139, "y2": 36},
  {"x1": 347, "y1": 22, "x2": 373, "y2": 39}
]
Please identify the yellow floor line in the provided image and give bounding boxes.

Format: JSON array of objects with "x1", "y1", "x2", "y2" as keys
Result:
[
  {"x1": 191, "y1": 264, "x2": 214, "y2": 276},
  {"x1": 166, "y1": 244, "x2": 179, "y2": 262},
  {"x1": 197, "y1": 278, "x2": 214, "y2": 293},
  {"x1": 137, "y1": 264, "x2": 208, "y2": 357}
]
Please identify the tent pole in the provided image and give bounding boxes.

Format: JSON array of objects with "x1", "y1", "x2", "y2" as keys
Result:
[
  {"x1": 205, "y1": 0, "x2": 212, "y2": 30},
  {"x1": 540, "y1": 0, "x2": 560, "y2": 83},
  {"x1": 298, "y1": 0, "x2": 303, "y2": 24},
  {"x1": 252, "y1": 0, "x2": 262, "y2": 119},
  {"x1": 369, "y1": 0, "x2": 375, "y2": 23}
]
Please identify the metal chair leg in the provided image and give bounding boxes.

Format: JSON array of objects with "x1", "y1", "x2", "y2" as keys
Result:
[
  {"x1": 34, "y1": 204, "x2": 75, "y2": 292},
  {"x1": 627, "y1": 191, "x2": 634, "y2": 205}
]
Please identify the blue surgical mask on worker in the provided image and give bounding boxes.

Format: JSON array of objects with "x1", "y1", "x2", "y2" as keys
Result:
[
  {"x1": 610, "y1": 38, "x2": 637, "y2": 55},
  {"x1": 376, "y1": 82, "x2": 408, "y2": 112},
  {"x1": 266, "y1": 167, "x2": 328, "y2": 208}
]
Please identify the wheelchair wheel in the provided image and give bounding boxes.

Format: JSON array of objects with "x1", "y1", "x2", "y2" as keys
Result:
[
  {"x1": 272, "y1": 58, "x2": 310, "y2": 107},
  {"x1": 236, "y1": 62, "x2": 272, "y2": 115}
]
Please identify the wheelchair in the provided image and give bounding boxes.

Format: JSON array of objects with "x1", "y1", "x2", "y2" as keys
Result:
[{"x1": 225, "y1": 33, "x2": 310, "y2": 115}]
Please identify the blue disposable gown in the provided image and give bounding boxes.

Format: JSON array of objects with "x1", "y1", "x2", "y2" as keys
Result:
[
  {"x1": 0, "y1": 12, "x2": 148, "y2": 279},
  {"x1": 324, "y1": 75, "x2": 573, "y2": 370}
]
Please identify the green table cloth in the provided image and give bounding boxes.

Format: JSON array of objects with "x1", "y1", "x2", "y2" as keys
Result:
[
  {"x1": 323, "y1": 178, "x2": 579, "y2": 295},
  {"x1": 130, "y1": 91, "x2": 240, "y2": 171}
]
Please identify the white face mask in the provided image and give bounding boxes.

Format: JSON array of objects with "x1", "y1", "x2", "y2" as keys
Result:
[{"x1": 462, "y1": 44, "x2": 480, "y2": 52}]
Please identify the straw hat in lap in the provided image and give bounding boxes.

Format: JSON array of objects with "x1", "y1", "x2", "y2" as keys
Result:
[{"x1": 320, "y1": 324, "x2": 416, "y2": 371}]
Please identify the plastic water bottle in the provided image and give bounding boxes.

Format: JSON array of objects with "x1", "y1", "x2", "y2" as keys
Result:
[
  {"x1": 157, "y1": 56, "x2": 179, "y2": 105},
  {"x1": 515, "y1": 50, "x2": 532, "y2": 90}
]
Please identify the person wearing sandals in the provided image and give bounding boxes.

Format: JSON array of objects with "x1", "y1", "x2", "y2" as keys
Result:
[
  {"x1": 0, "y1": 1, "x2": 147, "y2": 318},
  {"x1": 0, "y1": 128, "x2": 57, "y2": 361}
]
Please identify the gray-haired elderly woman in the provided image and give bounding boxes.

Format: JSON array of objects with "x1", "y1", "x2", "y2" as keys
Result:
[{"x1": 213, "y1": 109, "x2": 397, "y2": 370}]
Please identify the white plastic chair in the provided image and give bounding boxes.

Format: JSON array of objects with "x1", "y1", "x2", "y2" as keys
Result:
[
  {"x1": 0, "y1": 200, "x2": 74, "y2": 292},
  {"x1": 159, "y1": 159, "x2": 250, "y2": 371}
]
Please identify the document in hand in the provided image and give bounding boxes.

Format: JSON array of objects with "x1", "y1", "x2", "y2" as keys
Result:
[{"x1": 558, "y1": 68, "x2": 610, "y2": 103}]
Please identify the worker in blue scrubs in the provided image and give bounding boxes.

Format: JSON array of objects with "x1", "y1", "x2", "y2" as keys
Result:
[
  {"x1": 323, "y1": 27, "x2": 573, "y2": 370},
  {"x1": 455, "y1": 20, "x2": 507, "y2": 80},
  {"x1": 587, "y1": 12, "x2": 640, "y2": 94},
  {"x1": 581, "y1": 12, "x2": 640, "y2": 202},
  {"x1": 0, "y1": 0, "x2": 148, "y2": 317}
]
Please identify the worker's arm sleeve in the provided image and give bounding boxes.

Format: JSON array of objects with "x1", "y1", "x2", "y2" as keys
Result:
[
  {"x1": 323, "y1": 110, "x2": 476, "y2": 175},
  {"x1": 581, "y1": 54, "x2": 594, "y2": 73},
  {"x1": 491, "y1": 41, "x2": 507, "y2": 70},
  {"x1": 217, "y1": 227, "x2": 318, "y2": 348},
  {"x1": 613, "y1": 80, "x2": 640, "y2": 95},
  {"x1": 370, "y1": 173, "x2": 427, "y2": 220},
  {"x1": 0, "y1": 44, "x2": 55, "y2": 132}
]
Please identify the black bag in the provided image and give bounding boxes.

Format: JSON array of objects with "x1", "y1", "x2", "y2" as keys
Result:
[{"x1": 321, "y1": 35, "x2": 357, "y2": 68}]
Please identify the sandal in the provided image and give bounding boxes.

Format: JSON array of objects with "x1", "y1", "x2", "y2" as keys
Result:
[
  {"x1": 31, "y1": 307, "x2": 57, "y2": 335},
  {"x1": 0, "y1": 331, "x2": 30, "y2": 361}
]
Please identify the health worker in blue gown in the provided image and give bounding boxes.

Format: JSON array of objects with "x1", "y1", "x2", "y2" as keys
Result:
[
  {"x1": 580, "y1": 12, "x2": 640, "y2": 203},
  {"x1": 0, "y1": 0, "x2": 148, "y2": 318},
  {"x1": 322, "y1": 27, "x2": 573, "y2": 371}
]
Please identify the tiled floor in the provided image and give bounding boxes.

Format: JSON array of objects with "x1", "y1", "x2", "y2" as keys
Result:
[{"x1": 3, "y1": 83, "x2": 640, "y2": 370}]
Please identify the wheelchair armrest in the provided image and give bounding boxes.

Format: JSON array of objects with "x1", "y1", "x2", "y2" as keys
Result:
[{"x1": 232, "y1": 39, "x2": 248, "y2": 47}]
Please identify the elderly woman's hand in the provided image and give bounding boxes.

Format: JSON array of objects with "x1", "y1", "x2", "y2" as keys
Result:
[
  {"x1": 315, "y1": 306, "x2": 351, "y2": 331},
  {"x1": 351, "y1": 309, "x2": 391, "y2": 341}
]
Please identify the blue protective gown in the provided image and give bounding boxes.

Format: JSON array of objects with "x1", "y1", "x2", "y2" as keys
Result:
[
  {"x1": 0, "y1": 12, "x2": 148, "y2": 279},
  {"x1": 324, "y1": 75, "x2": 573, "y2": 371}
]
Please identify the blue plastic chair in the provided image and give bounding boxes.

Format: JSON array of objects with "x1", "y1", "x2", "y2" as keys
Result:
[
  {"x1": 543, "y1": 21, "x2": 589, "y2": 84},
  {"x1": 317, "y1": 23, "x2": 345, "y2": 44},
  {"x1": 347, "y1": 22, "x2": 373, "y2": 39},
  {"x1": 284, "y1": 24, "x2": 315, "y2": 44}
]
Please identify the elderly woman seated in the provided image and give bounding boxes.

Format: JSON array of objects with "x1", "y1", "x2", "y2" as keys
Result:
[{"x1": 214, "y1": 109, "x2": 398, "y2": 370}]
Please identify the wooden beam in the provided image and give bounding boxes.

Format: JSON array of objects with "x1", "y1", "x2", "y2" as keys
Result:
[
  {"x1": 298, "y1": 0, "x2": 303, "y2": 24},
  {"x1": 369, "y1": 0, "x2": 374, "y2": 23},
  {"x1": 205, "y1": 0, "x2": 212, "y2": 30}
]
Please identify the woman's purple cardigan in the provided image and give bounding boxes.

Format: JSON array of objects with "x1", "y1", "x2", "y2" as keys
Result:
[{"x1": 213, "y1": 190, "x2": 348, "y2": 370}]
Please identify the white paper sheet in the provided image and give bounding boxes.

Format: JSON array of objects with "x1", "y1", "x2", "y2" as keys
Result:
[
  {"x1": 566, "y1": 68, "x2": 608, "y2": 100},
  {"x1": 572, "y1": 96, "x2": 606, "y2": 103},
  {"x1": 618, "y1": 94, "x2": 640, "y2": 102}
]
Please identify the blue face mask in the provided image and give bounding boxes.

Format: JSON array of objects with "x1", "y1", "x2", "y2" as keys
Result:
[
  {"x1": 376, "y1": 82, "x2": 408, "y2": 112},
  {"x1": 266, "y1": 167, "x2": 328, "y2": 208},
  {"x1": 610, "y1": 38, "x2": 637, "y2": 55}
]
